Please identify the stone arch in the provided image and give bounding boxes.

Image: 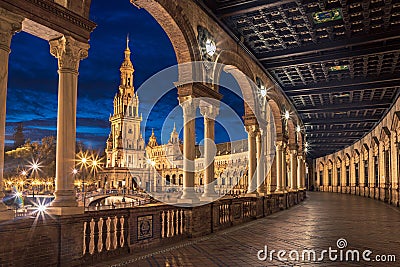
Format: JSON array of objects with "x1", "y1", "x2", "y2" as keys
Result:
[
  {"x1": 219, "y1": 63, "x2": 259, "y2": 121},
  {"x1": 336, "y1": 156, "x2": 342, "y2": 166},
  {"x1": 361, "y1": 143, "x2": 369, "y2": 161},
  {"x1": 371, "y1": 136, "x2": 379, "y2": 155},
  {"x1": 130, "y1": 0, "x2": 201, "y2": 81},
  {"x1": 267, "y1": 100, "x2": 284, "y2": 141},
  {"x1": 328, "y1": 159, "x2": 333, "y2": 169},
  {"x1": 287, "y1": 119, "x2": 296, "y2": 147},
  {"x1": 380, "y1": 126, "x2": 391, "y2": 149},
  {"x1": 345, "y1": 153, "x2": 351, "y2": 166},
  {"x1": 391, "y1": 111, "x2": 400, "y2": 142}
]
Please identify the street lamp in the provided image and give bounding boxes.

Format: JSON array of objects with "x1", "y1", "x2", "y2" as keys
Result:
[
  {"x1": 80, "y1": 157, "x2": 88, "y2": 208},
  {"x1": 29, "y1": 160, "x2": 41, "y2": 199}
]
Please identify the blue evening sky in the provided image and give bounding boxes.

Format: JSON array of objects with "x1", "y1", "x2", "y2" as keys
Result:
[{"x1": 5, "y1": 0, "x2": 246, "y2": 151}]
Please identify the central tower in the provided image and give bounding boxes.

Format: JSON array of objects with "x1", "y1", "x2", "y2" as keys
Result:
[{"x1": 105, "y1": 37, "x2": 145, "y2": 169}]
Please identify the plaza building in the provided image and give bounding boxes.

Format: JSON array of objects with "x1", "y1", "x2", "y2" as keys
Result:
[
  {"x1": 146, "y1": 131, "x2": 251, "y2": 195},
  {"x1": 100, "y1": 41, "x2": 255, "y2": 196},
  {"x1": 100, "y1": 39, "x2": 149, "y2": 191},
  {"x1": 1, "y1": 1, "x2": 400, "y2": 266}
]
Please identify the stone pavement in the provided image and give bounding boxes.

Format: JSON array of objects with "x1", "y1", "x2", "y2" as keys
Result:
[{"x1": 99, "y1": 192, "x2": 400, "y2": 267}]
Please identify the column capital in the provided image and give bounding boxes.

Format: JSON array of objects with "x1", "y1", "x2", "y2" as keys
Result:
[
  {"x1": 245, "y1": 125, "x2": 259, "y2": 137},
  {"x1": 50, "y1": 36, "x2": 89, "y2": 72},
  {"x1": 179, "y1": 97, "x2": 197, "y2": 118},
  {"x1": 199, "y1": 103, "x2": 219, "y2": 120},
  {"x1": 0, "y1": 8, "x2": 23, "y2": 51}
]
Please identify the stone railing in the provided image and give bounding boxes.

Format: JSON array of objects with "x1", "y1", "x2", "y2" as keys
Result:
[
  {"x1": 82, "y1": 210, "x2": 130, "y2": 264},
  {"x1": 0, "y1": 190, "x2": 306, "y2": 266},
  {"x1": 160, "y1": 208, "x2": 185, "y2": 239}
]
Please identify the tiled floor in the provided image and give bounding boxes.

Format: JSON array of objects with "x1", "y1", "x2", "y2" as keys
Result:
[{"x1": 100, "y1": 192, "x2": 400, "y2": 266}]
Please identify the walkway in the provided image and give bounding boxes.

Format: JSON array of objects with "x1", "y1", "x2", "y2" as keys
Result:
[{"x1": 100, "y1": 192, "x2": 400, "y2": 267}]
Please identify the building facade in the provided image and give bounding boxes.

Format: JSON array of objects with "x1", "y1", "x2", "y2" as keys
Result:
[{"x1": 100, "y1": 39, "x2": 149, "y2": 191}]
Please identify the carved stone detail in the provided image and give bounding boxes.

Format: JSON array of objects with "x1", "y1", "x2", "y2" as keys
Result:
[
  {"x1": 0, "y1": 8, "x2": 23, "y2": 51},
  {"x1": 50, "y1": 35, "x2": 89, "y2": 71}
]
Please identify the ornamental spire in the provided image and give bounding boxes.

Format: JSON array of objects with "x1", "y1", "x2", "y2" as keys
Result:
[
  {"x1": 120, "y1": 34, "x2": 134, "y2": 88},
  {"x1": 126, "y1": 33, "x2": 130, "y2": 51}
]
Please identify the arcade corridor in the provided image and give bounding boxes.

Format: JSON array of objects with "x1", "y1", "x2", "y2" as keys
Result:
[{"x1": 101, "y1": 192, "x2": 400, "y2": 266}]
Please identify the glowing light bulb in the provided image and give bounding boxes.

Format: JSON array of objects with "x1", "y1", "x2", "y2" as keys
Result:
[{"x1": 284, "y1": 110, "x2": 290, "y2": 120}]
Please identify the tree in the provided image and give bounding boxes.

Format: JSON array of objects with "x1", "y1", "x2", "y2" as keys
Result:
[{"x1": 13, "y1": 122, "x2": 25, "y2": 149}]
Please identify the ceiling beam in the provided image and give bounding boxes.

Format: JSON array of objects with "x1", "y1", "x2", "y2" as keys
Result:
[
  {"x1": 297, "y1": 102, "x2": 390, "y2": 113},
  {"x1": 215, "y1": 0, "x2": 296, "y2": 18},
  {"x1": 285, "y1": 76, "x2": 400, "y2": 96},
  {"x1": 262, "y1": 44, "x2": 400, "y2": 69},
  {"x1": 257, "y1": 29, "x2": 400, "y2": 60},
  {"x1": 307, "y1": 138, "x2": 360, "y2": 142},
  {"x1": 308, "y1": 143, "x2": 355, "y2": 146},
  {"x1": 306, "y1": 128, "x2": 369, "y2": 133},
  {"x1": 302, "y1": 117, "x2": 381, "y2": 125}
]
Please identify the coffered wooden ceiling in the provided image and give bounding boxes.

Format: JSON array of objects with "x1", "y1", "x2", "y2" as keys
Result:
[{"x1": 201, "y1": 0, "x2": 400, "y2": 158}]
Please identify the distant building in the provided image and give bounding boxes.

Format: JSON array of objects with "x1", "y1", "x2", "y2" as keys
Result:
[
  {"x1": 100, "y1": 38, "x2": 149, "y2": 191},
  {"x1": 99, "y1": 39, "x2": 250, "y2": 195}
]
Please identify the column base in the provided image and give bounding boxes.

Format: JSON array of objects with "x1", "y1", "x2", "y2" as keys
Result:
[
  {"x1": 47, "y1": 206, "x2": 84, "y2": 216},
  {"x1": 51, "y1": 190, "x2": 78, "y2": 208},
  {"x1": 274, "y1": 189, "x2": 286, "y2": 194},
  {"x1": 180, "y1": 187, "x2": 196, "y2": 198},
  {"x1": 0, "y1": 209, "x2": 14, "y2": 222}
]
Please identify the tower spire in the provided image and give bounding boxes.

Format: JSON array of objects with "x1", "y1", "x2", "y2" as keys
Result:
[{"x1": 126, "y1": 33, "x2": 130, "y2": 50}]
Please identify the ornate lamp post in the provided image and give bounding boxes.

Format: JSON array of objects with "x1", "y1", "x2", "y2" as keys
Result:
[
  {"x1": 80, "y1": 157, "x2": 88, "y2": 208},
  {"x1": 29, "y1": 161, "x2": 40, "y2": 199}
]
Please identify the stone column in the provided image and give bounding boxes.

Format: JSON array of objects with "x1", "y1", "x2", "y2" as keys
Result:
[
  {"x1": 282, "y1": 143, "x2": 288, "y2": 191},
  {"x1": 200, "y1": 103, "x2": 219, "y2": 200},
  {"x1": 179, "y1": 98, "x2": 198, "y2": 203},
  {"x1": 275, "y1": 141, "x2": 284, "y2": 192},
  {"x1": 290, "y1": 149, "x2": 298, "y2": 190},
  {"x1": 297, "y1": 155, "x2": 303, "y2": 189},
  {"x1": 49, "y1": 36, "x2": 89, "y2": 215},
  {"x1": 246, "y1": 125, "x2": 258, "y2": 194},
  {"x1": 256, "y1": 130, "x2": 265, "y2": 194},
  {"x1": 0, "y1": 9, "x2": 23, "y2": 221}
]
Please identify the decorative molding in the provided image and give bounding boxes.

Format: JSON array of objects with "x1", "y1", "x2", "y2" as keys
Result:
[
  {"x1": 0, "y1": 8, "x2": 23, "y2": 51},
  {"x1": 137, "y1": 215, "x2": 153, "y2": 240},
  {"x1": 49, "y1": 35, "x2": 89, "y2": 71}
]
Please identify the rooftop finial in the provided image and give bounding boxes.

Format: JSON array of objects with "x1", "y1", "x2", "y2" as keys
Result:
[{"x1": 126, "y1": 33, "x2": 130, "y2": 50}]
